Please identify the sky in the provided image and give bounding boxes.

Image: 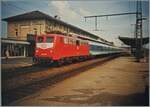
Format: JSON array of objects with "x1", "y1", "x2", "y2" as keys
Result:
[{"x1": 1, "y1": 0, "x2": 149, "y2": 46}]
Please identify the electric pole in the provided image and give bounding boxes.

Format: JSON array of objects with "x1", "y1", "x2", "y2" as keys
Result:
[
  {"x1": 84, "y1": 0, "x2": 144, "y2": 62},
  {"x1": 135, "y1": 0, "x2": 143, "y2": 61}
]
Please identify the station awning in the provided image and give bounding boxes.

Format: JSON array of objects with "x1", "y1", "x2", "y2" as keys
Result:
[
  {"x1": 1, "y1": 38, "x2": 30, "y2": 45},
  {"x1": 118, "y1": 36, "x2": 149, "y2": 47}
]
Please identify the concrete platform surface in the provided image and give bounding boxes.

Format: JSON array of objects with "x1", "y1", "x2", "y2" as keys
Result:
[
  {"x1": 1, "y1": 57, "x2": 33, "y2": 70},
  {"x1": 10, "y1": 56, "x2": 149, "y2": 106}
]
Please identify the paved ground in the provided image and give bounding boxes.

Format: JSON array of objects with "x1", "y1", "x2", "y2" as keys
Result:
[
  {"x1": 1, "y1": 57, "x2": 33, "y2": 70},
  {"x1": 10, "y1": 56, "x2": 149, "y2": 106}
]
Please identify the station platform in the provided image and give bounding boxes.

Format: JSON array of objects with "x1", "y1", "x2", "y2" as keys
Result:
[
  {"x1": 10, "y1": 56, "x2": 149, "y2": 106},
  {"x1": 1, "y1": 57, "x2": 33, "y2": 71}
]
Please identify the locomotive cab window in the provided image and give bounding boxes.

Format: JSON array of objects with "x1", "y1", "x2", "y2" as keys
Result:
[
  {"x1": 46, "y1": 37, "x2": 54, "y2": 43},
  {"x1": 38, "y1": 37, "x2": 43, "y2": 43}
]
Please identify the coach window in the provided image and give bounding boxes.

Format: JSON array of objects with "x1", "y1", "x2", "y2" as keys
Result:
[
  {"x1": 93, "y1": 45, "x2": 96, "y2": 50},
  {"x1": 107, "y1": 47, "x2": 109, "y2": 51},
  {"x1": 101, "y1": 46, "x2": 104, "y2": 51},
  {"x1": 103, "y1": 47, "x2": 105, "y2": 51}
]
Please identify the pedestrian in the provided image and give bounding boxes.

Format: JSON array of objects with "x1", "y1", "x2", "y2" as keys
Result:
[{"x1": 5, "y1": 49, "x2": 9, "y2": 60}]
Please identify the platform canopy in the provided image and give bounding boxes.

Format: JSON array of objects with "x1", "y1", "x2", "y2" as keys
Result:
[{"x1": 119, "y1": 36, "x2": 149, "y2": 47}]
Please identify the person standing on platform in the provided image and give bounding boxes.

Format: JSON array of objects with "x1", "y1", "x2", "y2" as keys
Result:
[{"x1": 5, "y1": 49, "x2": 10, "y2": 60}]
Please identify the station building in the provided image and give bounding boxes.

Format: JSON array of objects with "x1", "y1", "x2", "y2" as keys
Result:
[{"x1": 2, "y1": 10, "x2": 113, "y2": 58}]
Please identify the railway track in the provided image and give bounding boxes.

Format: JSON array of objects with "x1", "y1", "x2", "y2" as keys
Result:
[{"x1": 2, "y1": 55, "x2": 120, "y2": 105}]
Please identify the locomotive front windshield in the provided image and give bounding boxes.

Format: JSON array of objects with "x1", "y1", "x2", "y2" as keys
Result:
[
  {"x1": 38, "y1": 37, "x2": 43, "y2": 43},
  {"x1": 46, "y1": 37, "x2": 54, "y2": 43},
  {"x1": 37, "y1": 37, "x2": 54, "y2": 43}
]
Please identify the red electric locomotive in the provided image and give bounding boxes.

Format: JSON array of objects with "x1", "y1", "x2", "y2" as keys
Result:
[{"x1": 34, "y1": 34, "x2": 89, "y2": 65}]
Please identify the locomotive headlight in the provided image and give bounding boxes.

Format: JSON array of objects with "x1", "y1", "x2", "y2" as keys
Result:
[{"x1": 36, "y1": 50, "x2": 39, "y2": 53}]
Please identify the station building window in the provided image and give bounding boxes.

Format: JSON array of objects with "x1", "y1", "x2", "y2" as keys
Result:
[{"x1": 15, "y1": 29, "x2": 18, "y2": 36}]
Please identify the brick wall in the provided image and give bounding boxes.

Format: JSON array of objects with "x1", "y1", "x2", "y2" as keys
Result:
[{"x1": 7, "y1": 19, "x2": 46, "y2": 40}]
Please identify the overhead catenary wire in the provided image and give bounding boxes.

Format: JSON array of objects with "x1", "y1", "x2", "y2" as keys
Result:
[{"x1": 3, "y1": 2, "x2": 27, "y2": 12}]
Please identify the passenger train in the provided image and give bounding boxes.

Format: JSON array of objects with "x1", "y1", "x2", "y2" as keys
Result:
[{"x1": 33, "y1": 34, "x2": 122, "y2": 65}]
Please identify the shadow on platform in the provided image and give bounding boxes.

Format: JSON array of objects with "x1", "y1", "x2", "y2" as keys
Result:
[{"x1": 42, "y1": 86, "x2": 149, "y2": 106}]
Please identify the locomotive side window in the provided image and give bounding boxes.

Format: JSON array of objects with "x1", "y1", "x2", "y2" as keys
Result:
[
  {"x1": 69, "y1": 39, "x2": 72, "y2": 44},
  {"x1": 38, "y1": 37, "x2": 43, "y2": 43},
  {"x1": 64, "y1": 38, "x2": 68, "y2": 44},
  {"x1": 73, "y1": 40, "x2": 76, "y2": 45},
  {"x1": 81, "y1": 41, "x2": 83, "y2": 45},
  {"x1": 46, "y1": 37, "x2": 54, "y2": 43},
  {"x1": 69, "y1": 38, "x2": 73, "y2": 45},
  {"x1": 68, "y1": 38, "x2": 71, "y2": 44}
]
